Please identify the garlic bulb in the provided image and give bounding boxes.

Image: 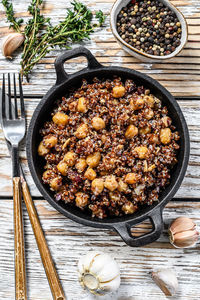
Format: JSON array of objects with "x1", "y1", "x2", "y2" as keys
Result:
[
  {"x1": 151, "y1": 268, "x2": 178, "y2": 296},
  {"x1": 2, "y1": 33, "x2": 25, "y2": 58},
  {"x1": 169, "y1": 217, "x2": 199, "y2": 248},
  {"x1": 78, "y1": 251, "x2": 120, "y2": 295}
]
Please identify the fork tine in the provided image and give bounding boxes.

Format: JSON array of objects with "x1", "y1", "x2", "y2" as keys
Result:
[
  {"x1": 13, "y1": 74, "x2": 18, "y2": 119},
  {"x1": 7, "y1": 73, "x2": 12, "y2": 119},
  {"x1": 1, "y1": 74, "x2": 6, "y2": 119},
  {"x1": 18, "y1": 74, "x2": 25, "y2": 118}
]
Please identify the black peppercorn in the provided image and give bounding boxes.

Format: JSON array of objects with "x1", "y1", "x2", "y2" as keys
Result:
[{"x1": 148, "y1": 37, "x2": 154, "y2": 43}]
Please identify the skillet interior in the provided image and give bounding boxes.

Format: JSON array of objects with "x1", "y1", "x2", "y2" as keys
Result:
[{"x1": 27, "y1": 66, "x2": 189, "y2": 229}]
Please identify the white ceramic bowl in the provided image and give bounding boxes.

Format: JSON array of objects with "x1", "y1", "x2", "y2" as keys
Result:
[{"x1": 110, "y1": 0, "x2": 188, "y2": 62}]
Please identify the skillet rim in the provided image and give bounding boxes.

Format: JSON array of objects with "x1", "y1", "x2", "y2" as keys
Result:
[{"x1": 26, "y1": 63, "x2": 190, "y2": 239}]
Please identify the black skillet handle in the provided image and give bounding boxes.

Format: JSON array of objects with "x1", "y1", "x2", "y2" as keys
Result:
[
  {"x1": 113, "y1": 207, "x2": 164, "y2": 247},
  {"x1": 54, "y1": 46, "x2": 102, "y2": 85}
]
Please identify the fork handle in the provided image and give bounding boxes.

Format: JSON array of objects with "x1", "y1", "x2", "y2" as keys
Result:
[
  {"x1": 13, "y1": 177, "x2": 27, "y2": 300},
  {"x1": 21, "y1": 181, "x2": 66, "y2": 300}
]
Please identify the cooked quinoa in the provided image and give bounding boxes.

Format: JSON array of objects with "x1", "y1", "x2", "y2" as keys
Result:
[{"x1": 38, "y1": 77, "x2": 180, "y2": 219}]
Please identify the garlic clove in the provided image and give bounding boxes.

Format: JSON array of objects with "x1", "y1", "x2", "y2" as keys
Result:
[
  {"x1": 78, "y1": 251, "x2": 100, "y2": 273},
  {"x1": 171, "y1": 230, "x2": 199, "y2": 248},
  {"x1": 151, "y1": 268, "x2": 178, "y2": 296},
  {"x1": 169, "y1": 217, "x2": 199, "y2": 248},
  {"x1": 97, "y1": 260, "x2": 120, "y2": 282},
  {"x1": 90, "y1": 253, "x2": 111, "y2": 276},
  {"x1": 2, "y1": 33, "x2": 25, "y2": 58},
  {"x1": 99, "y1": 275, "x2": 121, "y2": 292},
  {"x1": 170, "y1": 217, "x2": 196, "y2": 234}
]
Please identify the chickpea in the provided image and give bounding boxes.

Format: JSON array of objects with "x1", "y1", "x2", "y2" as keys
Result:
[
  {"x1": 145, "y1": 108, "x2": 154, "y2": 120},
  {"x1": 50, "y1": 177, "x2": 62, "y2": 191},
  {"x1": 125, "y1": 124, "x2": 138, "y2": 139},
  {"x1": 38, "y1": 141, "x2": 49, "y2": 156},
  {"x1": 125, "y1": 173, "x2": 139, "y2": 184},
  {"x1": 104, "y1": 175, "x2": 118, "y2": 191},
  {"x1": 75, "y1": 192, "x2": 89, "y2": 208},
  {"x1": 52, "y1": 112, "x2": 69, "y2": 125},
  {"x1": 134, "y1": 146, "x2": 149, "y2": 159},
  {"x1": 160, "y1": 128, "x2": 171, "y2": 144},
  {"x1": 122, "y1": 202, "x2": 137, "y2": 214},
  {"x1": 84, "y1": 168, "x2": 97, "y2": 180},
  {"x1": 118, "y1": 179, "x2": 128, "y2": 192},
  {"x1": 91, "y1": 116, "x2": 105, "y2": 131},
  {"x1": 144, "y1": 95, "x2": 155, "y2": 108},
  {"x1": 91, "y1": 178, "x2": 104, "y2": 195},
  {"x1": 77, "y1": 97, "x2": 87, "y2": 113},
  {"x1": 161, "y1": 116, "x2": 172, "y2": 127},
  {"x1": 112, "y1": 85, "x2": 126, "y2": 98},
  {"x1": 64, "y1": 151, "x2": 76, "y2": 166},
  {"x1": 57, "y1": 161, "x2": 68, "y2": 176},
  {"x1": 75, "y1": 158, "x2": 87, "y2": 172},
  {"x1": 139, "y1": 126, "x2": 151, "y2": 135},
  {"x1": 86, "y1": 152, "x2": 101, "y2": 168},
  {"x1": 130, "y1": 97, "x2": 144, "y2": 110},
  {"x1": 75, "y1": 123, "x2": 88, "y2": 139},
  {"x1": 43, "y1": 135, "x2": 57, "y2": 148}
]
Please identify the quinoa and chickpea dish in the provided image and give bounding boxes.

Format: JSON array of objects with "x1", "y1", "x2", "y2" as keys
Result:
[{"x1": 38, "y1": 77, "x2": 180, "y2": 219}]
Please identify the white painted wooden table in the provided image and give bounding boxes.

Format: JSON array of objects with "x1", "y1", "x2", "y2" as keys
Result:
[{"x1": 0, "y1": 1, "x2": 200, "y2": 299}]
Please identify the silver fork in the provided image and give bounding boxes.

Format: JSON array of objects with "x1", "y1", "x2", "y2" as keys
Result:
[{"x1": 1, "y1": 73, "x2": 27, "y2": 300}]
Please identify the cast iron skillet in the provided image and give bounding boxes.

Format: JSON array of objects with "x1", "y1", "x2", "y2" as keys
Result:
[{"x1": 27, "y1": 46, "x2": 190, "y2": 247}]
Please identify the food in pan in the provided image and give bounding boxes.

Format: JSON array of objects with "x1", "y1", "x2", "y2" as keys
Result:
[{"x1": 38, "y1": 77, "x2": 180, "y2": 219}]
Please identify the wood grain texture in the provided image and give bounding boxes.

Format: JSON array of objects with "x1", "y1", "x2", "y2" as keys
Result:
[
  {"x1": 13, "y1": 177, "x2": 27, "y2": 300},
  {"x1": 0, "y1": 199, "x2": 200, "y2": 300},
  {"x1": 0, "y1": 1, "x2": 200, "y2": 300},
  {"x1": 21, "y1": 181, "x2": 66, "y2": 300},
  {"x1": 0, "y1": 0, "x2": 200, "y2": 96}
]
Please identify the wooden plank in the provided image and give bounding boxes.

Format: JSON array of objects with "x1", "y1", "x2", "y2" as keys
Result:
[
  {"x1": 0, "y1": 1, "x2": 200, "y2": 299},
  {"x1": 0, "y1": 199, "x2": 200, "y2": 300},
  {"x1": 0, "y1": 0, "x2": 200, "y2": 96}
]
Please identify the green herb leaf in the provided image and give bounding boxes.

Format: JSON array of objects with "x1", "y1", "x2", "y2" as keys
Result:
[
  {"x1": 95, "y1": 10, "x2": 106, "y2": 27},
  {"x1": 2, "y1": 0, "x2": 24, "y2": 32}
]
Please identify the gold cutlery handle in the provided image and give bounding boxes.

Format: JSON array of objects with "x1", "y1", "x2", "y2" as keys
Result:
[
  {"x1": 21, "y1": 181, "x2": 66, "y2": 300},
  {"x1": 13, "y1": 177, "x2": 27, "y2": 300}
]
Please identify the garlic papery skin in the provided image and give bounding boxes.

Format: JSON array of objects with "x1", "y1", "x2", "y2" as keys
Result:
[
  {"x1": 2, "y1": 33, "x2": 25, "y2": 58},
  {"x1": 169, "y1": 217, "x2": 199, "y2": 248},
  {"x1": 151, "y1": 268, "x2": 178, "y2": 296},
  {"x1": 78, "y1": 251, "x2": 120, "y2": 295}
]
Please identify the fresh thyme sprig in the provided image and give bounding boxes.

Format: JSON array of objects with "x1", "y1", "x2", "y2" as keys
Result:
[
  {"x1": 21, "y1": 0, "x2": 50, "y2": 74},
  {"x1": 2, "y1": 0, "x2": 106, "y2": 80},
  {"x1": 21, "y1": 1, "x2": 105, "y2": 79},
  {"x1": 2, "y1": 0, "x2": 23, "y2": 32}
]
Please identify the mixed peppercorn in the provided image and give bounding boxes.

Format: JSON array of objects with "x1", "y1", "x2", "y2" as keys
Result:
[
  {"x1": 38, "y1": 77, "x2": 180, "y2": 219},
  {"x1": 116, "y1": 0, "x2": 182, "y2": 56}
]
